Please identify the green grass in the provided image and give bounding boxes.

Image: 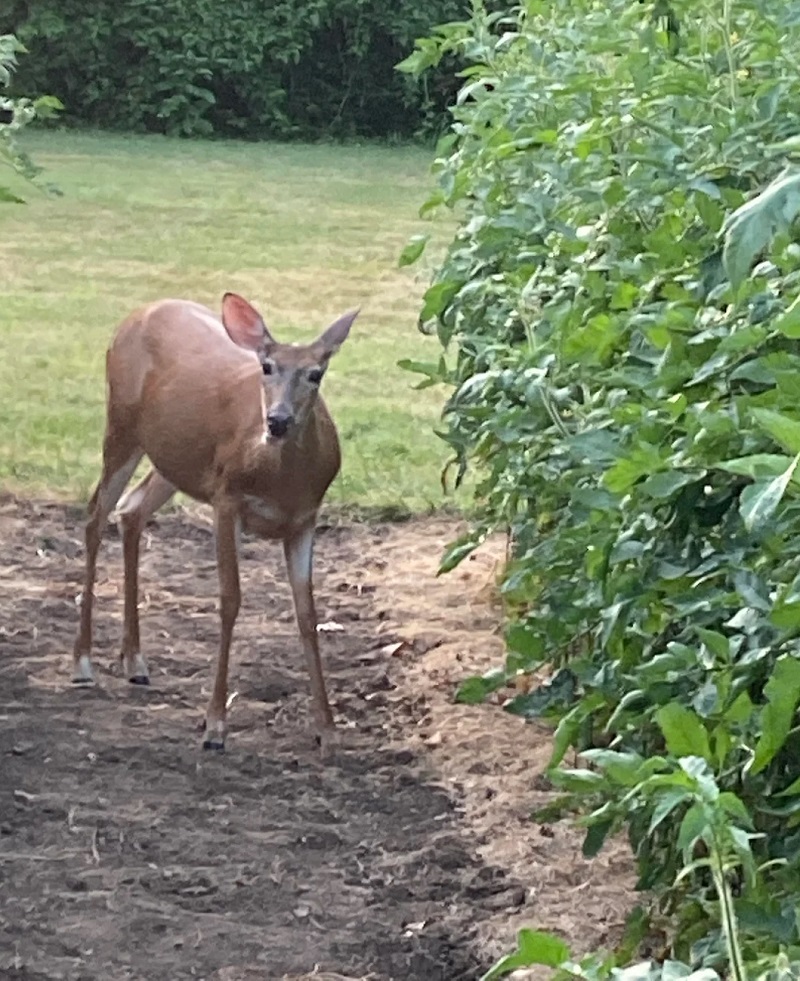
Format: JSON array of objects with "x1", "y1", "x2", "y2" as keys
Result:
[{"x1": 0, "y1": 129, "x2": 460, "y2": 512}]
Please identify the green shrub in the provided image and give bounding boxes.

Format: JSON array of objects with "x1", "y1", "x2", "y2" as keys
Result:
[
  {"x1": 402, "y1": 0, "x2": 800, "y2": 971},
  {"x1": 3, "y1": 0, "x2": 468, "y2": 139},
  {"x1": 0, "y1": 33, "x2": 60, "y2": 201}
]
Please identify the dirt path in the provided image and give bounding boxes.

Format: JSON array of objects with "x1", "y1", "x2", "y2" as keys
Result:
[{"x1": 0, "y1": 498, "x2": 634, "y2": 981}]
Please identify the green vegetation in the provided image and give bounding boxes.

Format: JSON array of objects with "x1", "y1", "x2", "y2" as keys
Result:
[
  {"x1": 0, "y1": 130, "x2": 453, "y2": 511},
  {"x1": 404, "y1": 0, "x2": 800, "y2": 977},
  {"x1": 3, "y1": 0, "x2": 469, "y2": 140},
  {"x1": 0, "y1": 33, "x2": 60, "y2": 202}
]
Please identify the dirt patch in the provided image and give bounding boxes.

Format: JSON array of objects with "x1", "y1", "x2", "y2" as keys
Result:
[
  {"x1": 0, "y1": 497, "x2": 635, "y2": 981},
  {"x1": 372, "y1": 525, "x2": 637, "y2": 972}
]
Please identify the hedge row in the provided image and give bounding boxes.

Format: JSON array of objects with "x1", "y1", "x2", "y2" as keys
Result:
[{"x1": 3, "y1": 0, "x2": 467, "y2": 139}]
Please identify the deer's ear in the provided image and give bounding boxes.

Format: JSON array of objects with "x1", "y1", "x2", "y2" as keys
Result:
[
  {"x1": 221, "y1": 293, "x2": 275, "y2": 351},
  {"x1": 314, "y1": 309, "x2": 359, "y2": 360}
]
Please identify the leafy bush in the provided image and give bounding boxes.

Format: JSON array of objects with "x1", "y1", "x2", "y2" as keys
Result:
[
  {"x1": 0, "y1": 33, "x2": 60, "y2": 201},
  {"x1": 2, "y1": 0, "x2": 467, "y2": 139},
  {"x1": 402, "y1": 0, "x2": 800, "y2": 971}
]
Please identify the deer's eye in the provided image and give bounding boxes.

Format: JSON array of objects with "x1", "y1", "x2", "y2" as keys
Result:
[
  {"x1": 307, "y1": 368, "x2": 323, "y2": 384},
  {"x1": 262, "y1": 360, "x2": 274, "y2": 376}
]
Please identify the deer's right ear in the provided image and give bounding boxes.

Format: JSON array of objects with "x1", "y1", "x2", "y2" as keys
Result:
[{"x1": 221, "y1": 293, "x2": 275, "y2": 352}]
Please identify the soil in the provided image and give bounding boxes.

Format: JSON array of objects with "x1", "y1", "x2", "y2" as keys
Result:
[{"x1": 0, "y1": 496, "x2": 635, "y2": 981}]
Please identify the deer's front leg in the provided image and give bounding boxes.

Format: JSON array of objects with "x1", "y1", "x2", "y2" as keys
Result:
[
  {"x1": 203, "y1": 504, "x2": 241, "y2": 751},
  {"x1": 283, "y1": 522, "x2": 336, "y2": 757}
]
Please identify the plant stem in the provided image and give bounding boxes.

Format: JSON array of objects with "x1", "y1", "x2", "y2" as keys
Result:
[
  {"x1": 722, "y1": 0, "x2": 738, "y2": 108},
  {"x1": 710, "y1": 831, "x2": 747, "y2": 981}
]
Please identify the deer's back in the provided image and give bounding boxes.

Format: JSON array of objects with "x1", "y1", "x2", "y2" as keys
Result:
[{"x1": 106, "y1": 300, "x2": 266, "y2": 502}]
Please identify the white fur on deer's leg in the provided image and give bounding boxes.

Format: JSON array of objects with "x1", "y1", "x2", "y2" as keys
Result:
[
  {"x1": 202, "y1": 717, "x2": 226, "y2": 752},
  {"x1": 123, "y1": 651, "x2": 150, "y2": 686},
  {"x1": 72, "y1": 653, "x2": 95, "y2": 686},
  {"x1": 284, "y1": 523, "x2": 337, "y2": 759}
]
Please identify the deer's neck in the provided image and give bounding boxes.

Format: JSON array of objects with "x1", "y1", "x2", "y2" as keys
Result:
[
  {"x1": 235, "y1": 403, "x2": 340, "y2": 539},
  {"x1": 245, "y1": 402, "x2": 339, "y2": 497}
]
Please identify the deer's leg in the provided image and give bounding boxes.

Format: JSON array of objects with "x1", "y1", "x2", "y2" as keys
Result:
[
  {"x1": 117, "y1": 469, "x2": 177, "y2": 685},
  {"x1": 203, "y1": 504, "x2": 241, "y2": 751},
  {"x1": 72, "y1": 440, "x2": 143, "y2": 685},
  {"x1": 283, "y1": 522, "x2": 336, "y2": 756}
]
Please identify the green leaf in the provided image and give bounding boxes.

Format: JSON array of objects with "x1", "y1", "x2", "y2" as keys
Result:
[
  {"x1": 420, "y1": 280, "x2": 460, "y2": 322},
  {"x1": 752, "y1": 409, "x2": 800, "y2": 454},
  {"x1": 648, "y1": 788, "x2": 690, "y2": 834},
  {"x1": 770, "y1": 599, "x2": 800, "y2": 630},
  {"x1": 641, "y1": 470, "x2": 695, "y2": 500},
  {"x1": 777, "y1": 773, "x2": 800, "y2": 797},
  {"x1": 739, "y1": 453, "x2": 800, "y2": 532},
  {"x1": 582, "y1": 818, "x2": 614, "y2": 857},
  {"x1": 398, "y1": 233, "x2": 429, "y2": 267},
  {"x1": 723, "y1": 171, "x2": 800, "y2": 289},
  {"x1": 505, "y1": 623, "x2": 545, "y2": 661},
  {"x1": 548, "y1": 697, "x2": 605, "y2": 769},
  {"x1": 603, "y1": 444, "x2": 666, "y2": 494},
  {"x1": 396, "y1": 358, "x2": 443, "y2": 382},
  {"x1": 773, "y1": 292, "x2": 800, "y2": 339},
  {"x1": 613, "y1": 965, "x2": 663, "y2": 981},
  {"x1": 750, "y1": 655, "x2": 800, "y2": 774},
  {"x1": 663, "y1": 966, "x2": 720, "y2": 981},
  {"x1": 679, "y1": 757, "x2": 718, "y2": 800},
  {"x1": 717, "y1": 791, "x2": 754, "y2": 827},
  {"x1": 548, "y1": 768, "x2": 607, "y2": 792},
  {"x1": 480, "y1": 929, "x2": 570, "y2": 980},
  {"x1": 724, "y1": 691, "x2": 754, "y2": 724},
  {"x1": 655, "y1": 704, "x2": 712, "y2": 761},
  {"x1": 505, "y1": 669, "x2": 576, "y2": 718},
  {"x1": 677, "y1": 801, "x2": 709, "y2": 857},
  {"x1": 455, "y1": 668, "x2": 506, "y2": 705},
  {"x1": 661, "y1": 963, "x2": 693, "y2": 981},
  {"x1": 438, "y1": 532, "x2": 484, "y2": 574},
  {"x1": 611, "y1": 281, "x2": 638, "y2": 310},
  {"x1": 719, "y1": 453, "x2": 800, "y2": 483},
  {"x1": 581, "y1": 748, "x2": 645, "y2": 787},
  {"x1": 696, "y1": 629, "x2": 729, "y2": 660}
]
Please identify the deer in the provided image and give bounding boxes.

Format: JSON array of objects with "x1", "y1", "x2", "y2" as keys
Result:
[{"x1": 71, "y1": 292, "x2": 359, "y2": 757}]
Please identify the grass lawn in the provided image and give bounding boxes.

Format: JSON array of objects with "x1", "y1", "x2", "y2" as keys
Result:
[{"x1": 0, "y1": 130, "x2": 458, "y2": 513}]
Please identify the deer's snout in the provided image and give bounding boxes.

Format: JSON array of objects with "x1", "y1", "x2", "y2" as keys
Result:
[{"x1": 267, "y1": 409, "x2": 294, "y2": 438}]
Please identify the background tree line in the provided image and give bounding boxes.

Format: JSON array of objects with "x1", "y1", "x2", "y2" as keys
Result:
[{"x1": 0, "y1": 0, "x2": 471, "y2": 140}]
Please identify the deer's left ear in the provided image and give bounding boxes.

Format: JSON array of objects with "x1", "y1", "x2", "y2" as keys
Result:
[
  {"x1": 221, "y1": 293, "x2": 277, "y2": 352},
  {"x1": 314, "y1": 309, "x2": 359, "y2": 361}
]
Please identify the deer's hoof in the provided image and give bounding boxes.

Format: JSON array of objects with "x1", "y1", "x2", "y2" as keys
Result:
[
  {"x1": 71, "y1": 655, "x2": 95, "y2": 686},
  {"x1": 201, "y1": 719, "x2": 226, "y2": 752},
  {"x1": 317, "y1": 727, "x2": 339, "y2": 762},
  {"x1": 124, "y1": 653, "x2": 150, "y2": 686}
]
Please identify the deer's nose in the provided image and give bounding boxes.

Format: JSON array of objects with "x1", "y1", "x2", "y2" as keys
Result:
[{"x1": 267, "y1": 410, "x2": 293, "y2": 438}]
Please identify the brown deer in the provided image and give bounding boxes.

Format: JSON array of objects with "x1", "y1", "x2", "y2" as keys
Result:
[{"x1": 71, "y1": 292, "x2": 358, "y2": 756}]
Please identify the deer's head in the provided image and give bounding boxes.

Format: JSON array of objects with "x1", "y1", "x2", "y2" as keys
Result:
[{"x1": 221, "y1": 292, "x2": 358, "y2": 440}]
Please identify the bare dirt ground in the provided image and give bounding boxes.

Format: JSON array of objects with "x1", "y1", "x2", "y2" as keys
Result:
[{"x1": 0, "y1": 496, "x2": 635, "y2": 981}]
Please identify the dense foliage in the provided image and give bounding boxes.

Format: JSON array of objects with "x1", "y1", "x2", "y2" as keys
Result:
[
  {"x1": 402, "y1": 0, "x2": 800, "y2": 974},
  {"x1": 0, "y1": 33, "x2": 59, "y2": 201},
  {"x1": 2, "y1": 0, "x2": 470, "y2": 139}
]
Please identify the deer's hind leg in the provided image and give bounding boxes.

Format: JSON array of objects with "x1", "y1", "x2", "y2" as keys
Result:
[
  {"x1": 117, "y1": 468, "x2": 177, "y2": 684},
  {"x1": 72, "y1": 431, "x2": 143, "y2": 685}
]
